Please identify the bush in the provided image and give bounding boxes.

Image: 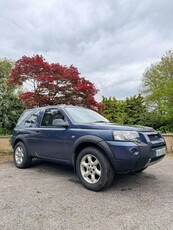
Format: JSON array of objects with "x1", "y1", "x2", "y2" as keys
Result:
[{"x1": 0, "y1": 128, "x2": 12, "y2": 136}]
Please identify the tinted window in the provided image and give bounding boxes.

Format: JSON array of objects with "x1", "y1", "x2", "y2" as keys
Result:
[
  {"x1": 41, "y1": 108, "x2": 65, "y2": 126},
  {"x1": 24, "y1": 110, "x2": 40, "y2": 127},
  {"x1": 16, "y1": 109, "x2": 34, "y2": 127}
]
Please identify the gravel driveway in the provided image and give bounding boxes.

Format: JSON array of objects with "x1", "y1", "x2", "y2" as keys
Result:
[{"x1": 0, "y1": 155, "x2": 173, "y2": 230}]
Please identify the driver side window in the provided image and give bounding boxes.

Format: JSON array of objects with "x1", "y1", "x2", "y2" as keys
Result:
[{"x1": 41, "y1": 109, "x2": 65, "y2": 127}]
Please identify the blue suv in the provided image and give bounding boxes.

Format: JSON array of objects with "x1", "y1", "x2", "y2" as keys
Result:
[{"x1": 12, "y1": 105, "x2": 166, "y2": 191}]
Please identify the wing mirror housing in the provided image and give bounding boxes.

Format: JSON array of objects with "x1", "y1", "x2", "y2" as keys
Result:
[{"x1": 52, "y1": 119, "x2": 69, "y2": 128}]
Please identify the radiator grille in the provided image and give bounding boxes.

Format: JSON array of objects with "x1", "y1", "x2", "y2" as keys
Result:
[{"x1": 147, "y1": 134, "x2": 161, "y2": 142}]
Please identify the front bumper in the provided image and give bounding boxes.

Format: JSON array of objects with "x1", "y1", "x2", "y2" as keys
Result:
[{"x1": 106, "y1": 140, "x2": 166, "y2": 173}]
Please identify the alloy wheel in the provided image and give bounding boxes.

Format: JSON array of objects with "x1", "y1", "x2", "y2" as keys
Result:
[{"x1": 80, "y1": 154, "x2": 102, "y2": 184}]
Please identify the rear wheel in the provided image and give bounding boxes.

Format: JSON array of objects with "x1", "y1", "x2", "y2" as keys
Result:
[
  {"x1": 76, "y1": 147, "x2": 115, "y2": 191},
  {"x1": 14, "y1": 142, "x2": 32, "y2": 168}
]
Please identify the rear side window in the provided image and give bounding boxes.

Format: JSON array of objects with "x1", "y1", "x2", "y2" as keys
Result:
[
  {"x1": 17, "y1": 109, "x2": 40, "y2": 128},
  {"x1": 24, "y1": 111, "x2": 40, "y2": 127},
  {"x1": 16, "y1": 109, "x2": 34, "y2": 127}
]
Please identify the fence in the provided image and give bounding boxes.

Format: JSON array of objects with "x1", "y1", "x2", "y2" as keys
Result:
[{"x1": 0, "y1": 135, "x2": 173, "y2": 154}]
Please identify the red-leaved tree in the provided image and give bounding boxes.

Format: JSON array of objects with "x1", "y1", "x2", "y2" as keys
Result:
[{"x1": 8, "y1": 55, "x2": 102, "y2": 111}]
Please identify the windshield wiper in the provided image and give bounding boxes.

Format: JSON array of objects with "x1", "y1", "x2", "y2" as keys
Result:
[{"x1": 93, "y1": 121, "x2": 110, "y2": 123}]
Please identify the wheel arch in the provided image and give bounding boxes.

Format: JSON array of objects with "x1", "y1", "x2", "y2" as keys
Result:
[
  {"x1": 13, "y1": 135, "x2": 31, "y2": 157},
  {"x1": 72, "y1": 135, "x2": 115, "y2": 170}
]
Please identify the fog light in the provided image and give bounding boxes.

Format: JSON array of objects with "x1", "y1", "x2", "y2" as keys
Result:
[{"x1": 129, "y1": 147, "x2": 139, "y2": 156}]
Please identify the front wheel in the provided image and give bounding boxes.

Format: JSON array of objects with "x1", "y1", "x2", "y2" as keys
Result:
[
  {"x1": 14, "y1": 142, "x2": 32, "y2": 168},
  {"x1": 76, "y1": 147, "x2": 115, "y2": 191}
]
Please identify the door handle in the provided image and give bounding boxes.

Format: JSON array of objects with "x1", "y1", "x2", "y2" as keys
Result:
[{"x1": 35, "y1": 130, "x2": 41, "y2": 133}]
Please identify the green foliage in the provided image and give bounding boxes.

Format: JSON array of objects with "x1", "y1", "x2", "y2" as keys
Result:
[
  {"x1": 124, "y1": 95, "x2": 146, "y2": 124},
  {"x1": 140, "y1": 110, "x2": 173, "y2": 133},
  {"x1": 141, "y1": 50, "x2": 173, "y2": 132},
  {"x1": 0, "y1": 128, "x2": 11, "y2": 136},
  {"x1": 0, "y1": 58, "x2": 24, "y2": 135},
  {"x1": 102, "y1": 95, "x2": 146, "y2": 125}
]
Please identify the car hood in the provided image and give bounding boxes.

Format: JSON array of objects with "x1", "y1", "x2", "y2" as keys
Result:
[{"x1": 77, "y1": 123, "x2": 155, "y2": 132}]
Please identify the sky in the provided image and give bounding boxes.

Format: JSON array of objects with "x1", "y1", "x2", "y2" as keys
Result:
[{"x1": 0, "y1": 0, "x2": 173, "y2": 102}]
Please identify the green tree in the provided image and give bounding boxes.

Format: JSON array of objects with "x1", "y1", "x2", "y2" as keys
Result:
[
  {"x1": 102, "y1": 95, "x2": 146, "y2": 125},
  {"x1": 124, "y1": 95, "x2": 146, "y2": 124},
  {"x1": 0, "y1": 58, "x2": 24, "y2": 134},
  {"x1": 141, "y1": 50, "x2": 173, "y2": 132},
  {"x1": 102, "y1": 96, "x2": 117, "y2": 122},
  {"x1": 139, "y1": 111, "x2": 169, "y2": 133}
]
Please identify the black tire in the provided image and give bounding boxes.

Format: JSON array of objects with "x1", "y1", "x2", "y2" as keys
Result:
[
  {"x1": 14, "y1": 142, "x2": 32, "y2": 168},
  {"x1": 76, "y1": 147, "x2": 115, "y2": 191}
]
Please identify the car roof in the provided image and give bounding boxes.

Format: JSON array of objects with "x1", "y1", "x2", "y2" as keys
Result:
[{"x1": 25, "y1": 104, "x2": 83, "y2": 111}]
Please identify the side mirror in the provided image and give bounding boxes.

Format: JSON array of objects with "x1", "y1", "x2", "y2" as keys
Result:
[{"x1": 52, "y1": 119, "x2": 69, "y2": 128}]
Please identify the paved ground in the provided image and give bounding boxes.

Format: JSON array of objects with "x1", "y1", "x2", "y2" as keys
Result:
[{"x1": 0, "y1": 154, "x2": 173, "y2": 230}]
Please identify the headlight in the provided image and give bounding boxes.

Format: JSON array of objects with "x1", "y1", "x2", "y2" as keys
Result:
[{"x1": 113, "y1": 131, "x2": 140, "y2": 142}]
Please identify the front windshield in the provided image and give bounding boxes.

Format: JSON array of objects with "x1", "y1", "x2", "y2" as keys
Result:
[{"x1": 65, "y1": 107, "x2": 109, "y2": 123}]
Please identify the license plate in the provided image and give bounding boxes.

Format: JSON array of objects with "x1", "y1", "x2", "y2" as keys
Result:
[{"x1": 155, "y1": 147, "x2": 166, "y2": 157}]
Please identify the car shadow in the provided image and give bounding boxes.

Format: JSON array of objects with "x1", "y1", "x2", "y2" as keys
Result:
[
  {"x1": 30, "y1": 159, "x2": 82, "y2": 185},
  {"x1": 109, "y1": 170, "x2": 158, "y2": 192},
  {"x1": 23, "y1": 159, "x2": 160, "y2": 192},
  {"x1": 32, "y1": 159, "x2": 153, "y2": 191}
]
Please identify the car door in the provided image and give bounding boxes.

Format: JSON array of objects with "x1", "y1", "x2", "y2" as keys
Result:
[{"x1": 27, "y1": 108, "x2": 72, "y2": 162}]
